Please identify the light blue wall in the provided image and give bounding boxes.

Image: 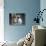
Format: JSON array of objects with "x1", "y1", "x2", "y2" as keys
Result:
[
  {"x1": 40, "y1": 0, "x2": 46, "y2": 27},
  {"x1": 4, "y1": 0, "x2": 40, "y2": 42}
]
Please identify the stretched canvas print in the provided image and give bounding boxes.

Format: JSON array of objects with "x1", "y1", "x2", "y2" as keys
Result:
[{"x1": 9, "y1": 13, "x2": 25, "y2": 25}]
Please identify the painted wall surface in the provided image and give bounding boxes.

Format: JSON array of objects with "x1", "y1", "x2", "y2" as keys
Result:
[
  {"x1": 40, "y1": 0, "x2": 46, "y2": 27},
  {"x1": 4, "y1": 0, "x2": 40, "y2": 42}
]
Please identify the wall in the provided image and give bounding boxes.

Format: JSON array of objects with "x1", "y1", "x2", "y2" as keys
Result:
[
  {"x1": 4, "y1": 0, "x2": 40, "y2": 42},
  {"x1": 40, "y1": 0, "x2": 46, "y2": 27}
]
